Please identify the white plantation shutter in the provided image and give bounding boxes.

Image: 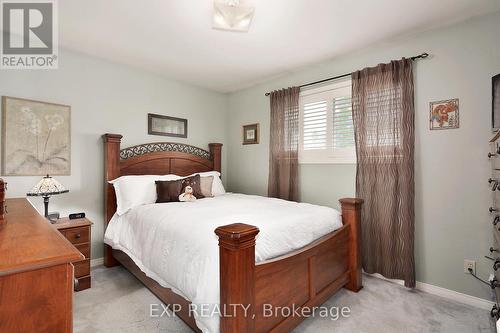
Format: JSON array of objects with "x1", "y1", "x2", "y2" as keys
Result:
[
  {"x1": 332, "y1": 96, "x2": 355, "y2": 149},
  {"x1": 303, "y1": 100, "x2": 328, "y2": 150},
  {"x1": 299, "y1": 80, "x2": 356, "y2": 164}
]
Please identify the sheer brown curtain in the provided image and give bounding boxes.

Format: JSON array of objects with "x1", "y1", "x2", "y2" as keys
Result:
[
  {"x1": 352, "y1": 59, "x2": 415, "y2": 287},
  {"x1": 268, "y1": 87, "x2": 300, "y2": 201}
]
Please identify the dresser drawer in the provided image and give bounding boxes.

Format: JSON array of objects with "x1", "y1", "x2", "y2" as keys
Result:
[
  {"x1": 73, "y1": 259, "x2": 90, "y2": 277},
  {"x1": 75, "y1": 243, "x2": 90, "y2": 258},
  {"x1": 63, "y1": 226, "x2": 89, "y2": 244}
]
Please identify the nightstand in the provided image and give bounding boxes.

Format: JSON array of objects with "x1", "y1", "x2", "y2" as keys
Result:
[{"x1": 53, "y1": 217, "x2": 92, "y2": 291}]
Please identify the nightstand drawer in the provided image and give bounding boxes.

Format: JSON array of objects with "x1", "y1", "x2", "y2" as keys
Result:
[
  {"x1": 73, "y1": 259, "x2": 90, "y2": 277},
  {"x1": 75, "y1": 243, "x2": 90, "y2": 258},
  {"x1": 75, "y1": 275, "x2": 91, "y2": 291},
  {"x1": 53, "y1": 217, "x2": 92, "y2": 291},
  {"x1": 63, "y1": 226, "x2": 89, "y2": 244}
]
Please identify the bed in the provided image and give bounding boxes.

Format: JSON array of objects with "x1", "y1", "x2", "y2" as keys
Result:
[{"x1": 102, "y1": 134, "x2": 363, "y2": 333}]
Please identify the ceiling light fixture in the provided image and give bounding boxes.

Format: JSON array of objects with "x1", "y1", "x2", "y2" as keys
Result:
[{"x1": 213, "y1": 0, "x2": 255, "y2": 32}]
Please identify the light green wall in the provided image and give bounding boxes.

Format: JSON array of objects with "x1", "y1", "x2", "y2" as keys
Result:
[
  {"x1": 0, "y1": 49, "x2": 228, "y2": 260},
  {"x1": 226, "y1": 12, "x2": 500, "y2": 300},
  {"x1": 299, "y1": 164, "x2": 356, "y2": 210},
  {"x1": 1, "y1": 11, "x2": 499, "y2": 303}
]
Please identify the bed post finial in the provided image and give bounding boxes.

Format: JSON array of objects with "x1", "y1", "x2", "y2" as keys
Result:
[
  {"x1": 209, "y1": 143, "x2": 222, "y2": 173},
  {"x1": 103, "y1": 133, "x2": 122, "y2": 267},
  {"x1": 339, "y1": 198, "x2": 363, "y2": 292},
  {"x1": 215, "y1": 223, "x2": 259, "y2": 333}
]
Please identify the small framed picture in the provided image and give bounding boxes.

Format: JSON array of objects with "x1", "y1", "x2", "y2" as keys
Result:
[
  {"x1": 148, "y1": 113, "x2": 187, "y2": 138},
  {"x1": 242, "y1": 123, "x2": 259, "y2": 145},
  {"x1": 430, "y1": 99, "x2": 459, "y2": 130}
]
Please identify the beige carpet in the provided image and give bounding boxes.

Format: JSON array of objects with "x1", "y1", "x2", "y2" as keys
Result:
[{"x1": 74, "y1": 266, "x2": 495, "y2": 333}]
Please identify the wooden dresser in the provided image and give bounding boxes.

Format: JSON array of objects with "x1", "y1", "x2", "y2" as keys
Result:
[
  {"x1": 53, "y1": 217, "x2": 92, "y2": 291},
  {"x1": 0, "y1": 198, "x2": 83, "y2": 333}
]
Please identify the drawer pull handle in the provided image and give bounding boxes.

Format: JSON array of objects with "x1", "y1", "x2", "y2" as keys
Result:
[
  {"x1": 494, "y1": 217, "x2": 500, "y2": 226},
  {"x1": 491, "y1": 207, "x2": 498, "y2": 213},
  {"x1": 491, "y1": 247, "x2": 499, "y2": 253},
  {"x1": 489, "y1": 152, "x2": 497, "y2": 158},
  {"x1": 74, "y1": 278, "x2": 79, "y2": 291},
  {"x1": 75, "y1": 233, "x2": 81, "y2": 239}
]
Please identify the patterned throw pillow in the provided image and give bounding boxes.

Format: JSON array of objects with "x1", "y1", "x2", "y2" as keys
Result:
[
  {"x1": 155, "y1": 179, "x2": 183, "y2": 203},
  {"x1": 180, "y1": 174, "x2": 205, "y2": 199}
]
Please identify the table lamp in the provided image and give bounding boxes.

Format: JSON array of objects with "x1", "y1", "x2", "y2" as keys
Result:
[{"x1": 27, "y1": 174, "x2": 69, "y2": 222}]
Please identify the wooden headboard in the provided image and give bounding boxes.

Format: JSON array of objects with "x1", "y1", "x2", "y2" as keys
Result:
[{"x1": 102, "y1": 133, "x2": 222, "y2": 265}]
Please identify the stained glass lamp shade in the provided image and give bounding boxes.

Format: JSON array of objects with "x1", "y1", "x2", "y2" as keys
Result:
[{"x1": 26, "y1": 174, "x2": 69, "y2": 219}]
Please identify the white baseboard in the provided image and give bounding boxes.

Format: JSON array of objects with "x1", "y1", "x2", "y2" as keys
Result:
[
  {"x1": 365, "y1": 272, "x2": 495, "y2": 310},
  {"x1": 90, "y1": 257, "x2": 104, "y2": 267},
  {"x1": 415, "y1": 280, "x2": 494, "y2": 310},
  {"x1": 88, "y1": 258, "x2": 494, "y2": 310}
]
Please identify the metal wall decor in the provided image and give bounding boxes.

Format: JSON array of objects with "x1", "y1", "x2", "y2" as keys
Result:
[{"x1": 120, "y1": 142, "x2": 211, "y2": 161}]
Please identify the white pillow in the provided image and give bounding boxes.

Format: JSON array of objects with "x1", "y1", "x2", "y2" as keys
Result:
[
  {"x1": 190, "y1": 171, "x2": 226, "y2": 196},
  {"x1": 109, "y1": 174, "x2": 180, "y2": 215}
]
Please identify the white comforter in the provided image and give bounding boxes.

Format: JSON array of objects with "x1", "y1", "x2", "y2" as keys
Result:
[{"x1": 104, "y1": 193, "x2": 342, "y2": 333}]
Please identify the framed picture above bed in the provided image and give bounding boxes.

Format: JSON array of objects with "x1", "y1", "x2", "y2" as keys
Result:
[
  {"x1": 2, "y1": 96, "x2": 71, "y2": 176},
  {"x1": 242, "y1": 123, "x2": 259, "y2": 145},
  {"x1": 148, "y1": 113, "x2": 187, "y2": 138}
]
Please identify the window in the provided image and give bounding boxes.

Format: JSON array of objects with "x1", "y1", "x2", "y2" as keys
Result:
[{"x1": 299, "y1": 79, "x2": 356, "y2": 164}]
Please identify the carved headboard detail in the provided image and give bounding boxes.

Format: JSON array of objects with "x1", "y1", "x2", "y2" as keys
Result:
[
  {"x1": 102, "y1": 133, "x2": 222, "y2": 266},
  {"x1": 120, "y1": 142, "x2": 212, "y2": 160}
]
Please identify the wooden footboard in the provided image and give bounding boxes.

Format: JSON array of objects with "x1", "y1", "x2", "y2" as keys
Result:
[{"x1": 214, "y1": 198, "x2": 363, "y2": 333}]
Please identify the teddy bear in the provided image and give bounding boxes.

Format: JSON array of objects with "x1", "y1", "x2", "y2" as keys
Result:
[{"x1": 179, "y1": 186, "x2": 197, "y2": 202}]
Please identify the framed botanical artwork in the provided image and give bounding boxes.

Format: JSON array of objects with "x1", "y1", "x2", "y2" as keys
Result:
[
  {"x1": 430, "y1": 98, "x2": 459, "y2": 130},
  {"x1": 148, "y1": 113, "x2": 187, "y2": 138},
  {"x1": 2, "y1": 96, "x2": 71, "y2": 176},
  {"x1": 242, "y1": 123, "x2": 259, "y2": 145}
]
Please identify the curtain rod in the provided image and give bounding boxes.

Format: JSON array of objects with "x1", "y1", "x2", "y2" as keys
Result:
[{"x1": 264, "y1": 52, "x2": 429, "y2": 96}]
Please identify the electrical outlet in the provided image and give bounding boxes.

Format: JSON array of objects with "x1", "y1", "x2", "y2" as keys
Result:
[{"x1": 464, "y1": 259, "x2": 476, "y2": 274}]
